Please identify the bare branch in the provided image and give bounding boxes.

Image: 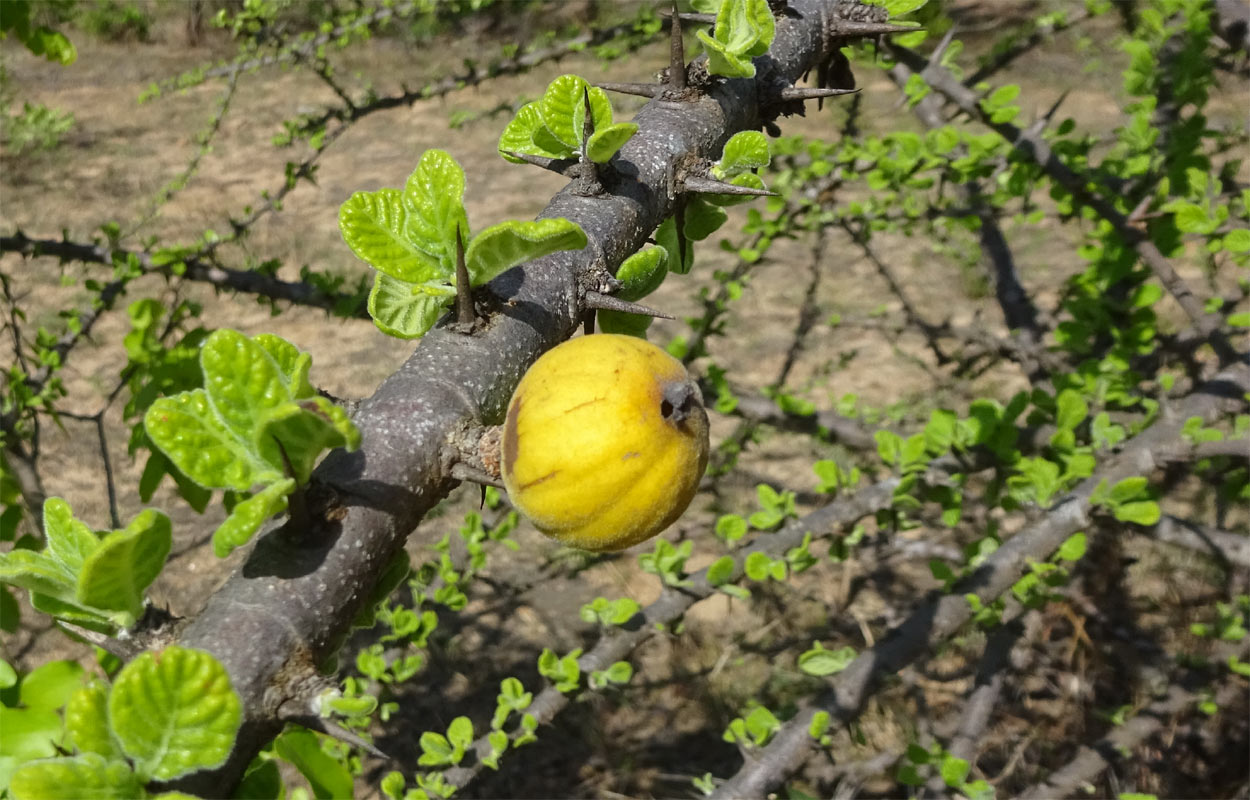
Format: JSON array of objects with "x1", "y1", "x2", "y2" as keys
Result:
[{"x1": 0, "y1": 233, "x2": 368, "y2": 319}]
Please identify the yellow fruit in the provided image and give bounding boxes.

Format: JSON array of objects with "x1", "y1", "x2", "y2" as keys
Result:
[{"x1": 501, "y1": 334, "x2": 709, "y2": 552}]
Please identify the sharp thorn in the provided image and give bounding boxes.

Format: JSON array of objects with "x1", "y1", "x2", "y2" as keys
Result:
[
  {"x1": 683, "y1": 176, "x2": 777, "y2": 197},
  {"x1": 596, "y1": 81, "x2": 663, "y2": 98},
  {"x1": 57, "y1": 621, "x2": 140, "y2": 661},
  {"x1": 584, "y1": 290, "x2": 675, "y2": 319},
  {"x1": 778, "y1": 86, "x2": 860, "y2": 101},
  {"x1": 286, "y1": 713, "x2": 394, "y2": 762},
  {"x1": 500, "y1": 150, "x2": 576, "y2": 174},
  {"x1": 669, "y1": 0, "x2": 687, "y2": 92},
  {"x1": 582, "y1": 85, "x2": 595, "y2": 146},
  {"x1": 450, "y1": 462, "x2": 505, "y2": 489},
  {"x1": 658, "y1": 9, "x2": 716, "y2": 24},
  {"x1": 830, "y1": 20, "x2": 921, "y2": 37},
  {"x1": 455, "y1": 224, "x2": 473, "y2": 326}
]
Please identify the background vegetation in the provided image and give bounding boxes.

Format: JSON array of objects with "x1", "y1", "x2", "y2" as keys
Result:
[{"x1": 2, "y1": 0, "x2": 1248, "y2": 798}]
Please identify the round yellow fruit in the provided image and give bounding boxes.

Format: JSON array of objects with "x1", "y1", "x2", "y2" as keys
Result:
[{"x1": 501, "y1": 333, "x2": 710, "y2": 552}]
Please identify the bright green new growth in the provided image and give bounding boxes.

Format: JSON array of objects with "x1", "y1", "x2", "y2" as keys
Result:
[
  {"x1": 143, "y1": 329, "x2": 360, "y2": 556},
  {"x1": 598, "y1": 246, "x2": 669, "y2": 337},
  {"x1": 339, "y1": 149, "x2": 588, "y2": 338},
  {"x1": 7, "y1": 647, "x2": 241, "y2": 798},
  {"x1": 498, "y1": 74, "x2": 638, "y2": 165},
  {"x1": 658, "y1": 130, "x2": 772, "y2": 273},
  {"x1": 696, "y1": 0, "x2": 776, "y2": 79},
  {"x1": 0, "y1": 498, "x2": 170, "y2": 630}
]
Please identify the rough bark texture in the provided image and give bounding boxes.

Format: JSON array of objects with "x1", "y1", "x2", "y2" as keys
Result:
[{"x1": 166, "y1": 0, "x2": 858, "y2": 792}]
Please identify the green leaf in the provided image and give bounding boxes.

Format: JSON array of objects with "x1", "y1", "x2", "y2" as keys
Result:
[
  {"x1": 274, "y1": 728, "x2": 355, "y2": 800},
  {"x1": 367, "y1": 273, "x2": 450, "y2": 339},
  {"x1": 1108, "y1": 476, "x2": 1149, "y2": 505},
  {"x1": 418, "y1": 731, "x2": 454, "y2": 766},
  {"x1": 254, "y1": 333, "x2": 314, "y2": 398},
  {"x1": 1056, "y1": 532, "x2": 1087, "y2": 561},
  {"x1": 465, "y1": 218, "x2": 587, "y2": 286},
  {"x1": 9, "y1": 754, "x2": 141, "y2": 800},
  {"x1": 697, "y1": 30, "x2": 756, "y2": 78},
  {"x1": 711, "y1": 0, "x2": 775, "y2": 58},
  {"x1": 940, "y1": 755, "x2": 971, "y2": 787},
  {"x1": 0, "y1": 706, "x2": 63, "y2": 767},
  {"x1": 254, "y1": 397, "x2": 358, "y2": 485},
  {"x1": 109, "y1": 646, "x2": 242, "y2": 781},
  {"x1": 1055, "y1": 389, "x2": 1087, "y2": 430},
  {"x1": 211, "y1": 478, "x2": 295, "y2": 557},
  {"x1": 338, "y1": 188, "x2": 443, "y2": 283},
  {"x1": 200, "y1": 330, "x2": 287, "y2": 446},
  {"x1": 882, "y1": 0, "x2": 928, "y2": 17},
  {"x1": 402, "y1": 149, "x2": 470, "y2": 268},
  {"x1": 1114, "y1": 501, "x2": 1160, "y2": 526},
  {"x1": 41, "y1": 498, "x2": 98, "y2": 574},
  {"x1": 541, "y1": 75, "x2": 610, "y2": 150},
  {"x1": 797, "y1": 643, "x2": 856, "y2": 676},
  {"x1": 145, "y1": 390, "x2": 274, "y2": 492},
  {"x1": 65, "y1": 683, "x2": 118, "y2": 758},
  {"x1": 447, "y1": 716, "x2": 473, "y2": 755},
  {"x1": 715, "y1": 131, "x2": 770, "y2": 177},
  {"x1": 0, "y1": 659, "x2": 14, "y2": 689},
  {"x1": 19, "y1": 660, "x2": 83, "y2": 711},
  {"x1": 707, "y1": 555, "x2": 736, "y2": 586},
  {"x1": 76, "y1": 509, "x2": 171, "y2": 622},
  {"x1": 586, "y1": 122, "x2": 638, "y2": 164},
  {"x1": 1224, "y1": 228, "x2": 1250, "y2": 253},
  {"x1": 499, "y1": 102, "x2": 563, "y2": 162},
  {"x1": 1172, "y1": 202, "x2": 1212, "y2": 233},
  {"x1": 0, "y1": 548, "x2": 77, "y2": 607},
  {"x1": 613, "y1": 247, "x2": 668, "y2": 302}
]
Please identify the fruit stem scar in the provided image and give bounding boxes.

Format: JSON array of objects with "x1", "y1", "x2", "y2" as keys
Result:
[{"x1": 661, "y1": 381, "x2": 696, "y2": 423}]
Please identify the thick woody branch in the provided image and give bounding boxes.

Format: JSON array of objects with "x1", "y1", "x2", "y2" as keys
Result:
[
  {"x1": 165, "y1": 1, "x2": 865, "y2": 792},
  {"x1": 707, "y1": 360, "x2": 1250, "y2": 799}
]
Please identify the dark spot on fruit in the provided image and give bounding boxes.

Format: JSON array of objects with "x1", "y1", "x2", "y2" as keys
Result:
[
  {"x1": 520, "y1": 470, "x2": 559, "y2": 490},
  {"x1": 503, "y1": 397, "x2": 520, "y2": 476},
  {"x1": 622, "y1": 451, "x2": 640, "y2": 460}
]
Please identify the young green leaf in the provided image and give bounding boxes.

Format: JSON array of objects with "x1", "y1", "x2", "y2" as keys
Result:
[
  {"x1": 109, "y1": 646, "x2": 242, "y2": 781},
  {"x1": 64, "y1": 682, "x2": 118, "y2": 758},
  {"x1": 274, "y1": 728, "x2": 355, "y2": 799},
  {"x1": 367, "y1": 274, "x2": 451, "y2": 339},
  {"x1": 211, "y1": 478, "x2": 295, "y2": 558},
  {"x1": 464, "y1": 219, "x2": 587, "y2": 286},
  {"x1": 338, "y1": 188, "x2": 442, "y2": 283},
  {"x1": 498, "y1": 102, "x2": 554, "y2": 162},
  {"x1": 586, "y1": 123, "x2": 638, "y2": 164},
  {"x1": 714, "y1": 131, "x2": 770, "y2": 178},
  {"x1": 76, "y1": 508, "x2": 172, "y2": 622},
  {"x1": 8, "y1": 754, "x2": 142, "y2": 800},
  {"x1": 402, "y1": 149, "x2": 470, "y2": 262}
]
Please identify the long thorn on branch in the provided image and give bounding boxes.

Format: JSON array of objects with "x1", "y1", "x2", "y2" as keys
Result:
[
  {"x1": 583, "y1": 291, "x2": 674, "y2": 319},
  {"x1": 596, "y1": 81, "x2": 663, "y2": 98},
  {"x1": 455, "y1": 225, "x2": 473, "y2": 327},
  {"x1": 683, "y1": 176, "x2": 778, "y2": 197},
  {"x1": 669, "y1": 0, "x2": 687, "y2": 92},
  {"x1": 778, "y1": 86, "x2": 860, "y2": 101}
]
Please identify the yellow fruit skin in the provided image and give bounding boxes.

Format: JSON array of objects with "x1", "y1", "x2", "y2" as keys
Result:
[{"x1": 501, "y1": 334, "x2": 709, "y2": 552}]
